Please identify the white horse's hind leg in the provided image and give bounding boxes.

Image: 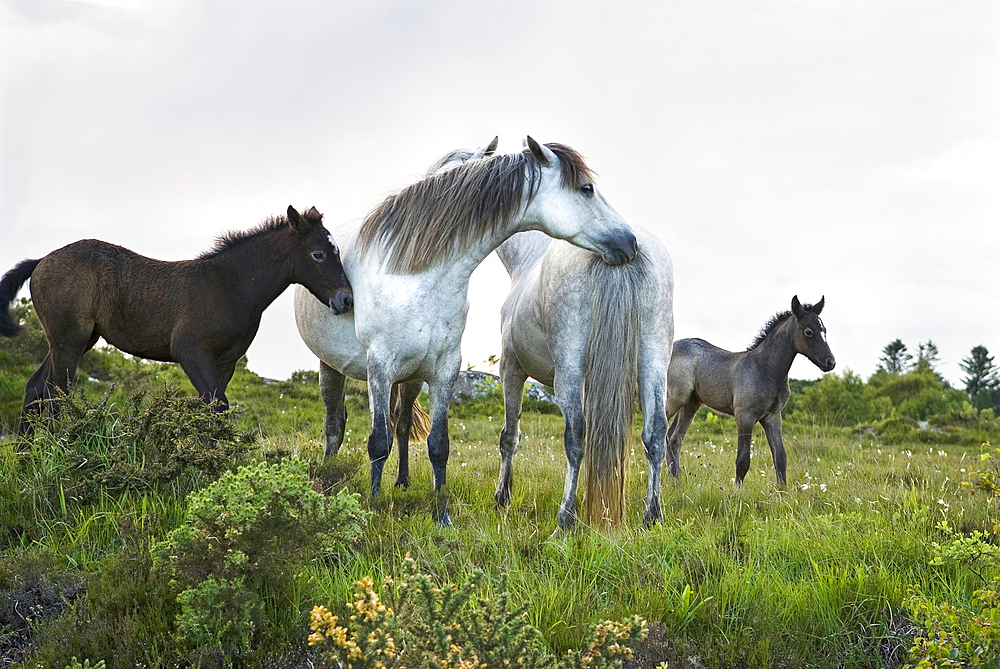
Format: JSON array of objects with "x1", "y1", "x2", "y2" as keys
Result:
[
  {"x1": 495, "y1": 354, "x2": 528, "y2": 508},
  {"x1": 319, "y1": 361, "x2": 348, "y2": 457},
  {"x1": 554, "y1": 366, "x2": 585, "y2": 531},
  {"x1": 638, "y1": 365, "x2": 669, "y2": 524},
  {"x1": 393, "y1": 379, "x2": 423, "y2": 489}
]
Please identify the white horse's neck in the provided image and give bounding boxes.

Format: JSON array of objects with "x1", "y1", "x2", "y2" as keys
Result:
[{"x1": 495, "y1": 230, "x2": 553, "y2": 278}]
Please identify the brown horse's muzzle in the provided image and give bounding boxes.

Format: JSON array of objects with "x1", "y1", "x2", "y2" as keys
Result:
[{"x1": 329, "y1": 290, "x2": 354, "y2": 315}]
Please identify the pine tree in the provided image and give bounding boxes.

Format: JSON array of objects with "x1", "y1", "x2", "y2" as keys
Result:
[
  {"x1": 959, "y1": 345, "x2": 1000, "y2": 411},
  {"x1": 877, "y1": 339, "x2": 912, "y2": 375}
]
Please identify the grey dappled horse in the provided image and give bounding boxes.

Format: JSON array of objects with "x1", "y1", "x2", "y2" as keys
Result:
[
  {"x1": 294, "y1": 138, "x2": 637, "y2": 525},
  {"x1": 665, "y1": 296, "x2": 836, "y2": 486},
  {"x1": 495, "y1": 227, "x2": 675, "y2": 530},
  {"x1": 0, "y1": 207, "x2": 352, "y2": 433}
]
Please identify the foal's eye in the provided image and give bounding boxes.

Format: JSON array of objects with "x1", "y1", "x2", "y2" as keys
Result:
[
  {"x1": 804, "y1": 328, "x2": 814, "y2": 338},
  {"x1": 580, "y1": 183, "x2": 595, "y2": 196},
  {"x1": 312, "y1": 251, "x2": 326, "y2": 262}
]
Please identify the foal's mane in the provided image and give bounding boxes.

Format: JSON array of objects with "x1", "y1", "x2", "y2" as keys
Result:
[
  {"x1": 357, "y1": 143, "x2": 594, "y2": 274},
  {"x1": 197, "y1": 209, "x2": 323, "y2": 260},
  {"x1": 748, "y1": 311, "x2": 792, "y2": 351}
]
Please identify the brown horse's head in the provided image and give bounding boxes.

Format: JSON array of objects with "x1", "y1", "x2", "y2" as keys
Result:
[
  {"x1": 287, "y1": 205, "x2": 353, "y2": 314},
  {"x1": 791, "y1": 295, "x2": 835, "y2": 372}
]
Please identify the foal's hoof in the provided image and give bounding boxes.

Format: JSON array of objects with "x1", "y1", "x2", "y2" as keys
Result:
[{"x1": 394, "y1": 477, "x2": 410, "y2": 489}]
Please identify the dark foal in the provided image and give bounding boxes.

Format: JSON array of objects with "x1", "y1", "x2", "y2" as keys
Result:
[
  {"x1": 665, "y1": 296, "x2": 836, "y2": 486},
  {"x1": 0, "y1": 206, "x2": 352, "y2": 433}
]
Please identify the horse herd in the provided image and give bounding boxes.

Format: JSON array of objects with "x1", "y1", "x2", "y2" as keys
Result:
[{"x1": 0, "y1": 137, "x2": 836, "y2": 531}]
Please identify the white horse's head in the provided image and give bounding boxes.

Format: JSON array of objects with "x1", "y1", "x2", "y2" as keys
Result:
[{"x1": 519, "y1": 137, "x2": 637, "y2": 266}]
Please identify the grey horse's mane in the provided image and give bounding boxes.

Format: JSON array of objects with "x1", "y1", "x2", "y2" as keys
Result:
[
  {"x1": 356, "y1": 143, "x2": 595, "y2": 274},
  {"x1": 748, "y1": 311, "x2": 793, "y2": 351},
  {"x1": 197, "y1": 208, "x2": 324, "y2": 261}
]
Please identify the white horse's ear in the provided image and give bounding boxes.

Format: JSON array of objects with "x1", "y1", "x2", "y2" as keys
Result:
[
  {"x1": 483, "y1": 135, "x2": 498, "y2": 157},
  {"x1": 526, "y1": 136, "x2": 557, "y2": 167}
]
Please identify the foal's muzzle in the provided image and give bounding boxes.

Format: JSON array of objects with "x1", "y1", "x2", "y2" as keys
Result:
[
  {"x1": 601, "y1": 229, "x2": 638, "y2": 266},
  {"x1": 329, "y1": 290, "x2": 354, "y2": 315}
]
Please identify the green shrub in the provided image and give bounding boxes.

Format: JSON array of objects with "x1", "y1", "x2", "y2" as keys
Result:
[
  {"x1": 309, "y1": 555, "x2": 647, "y2": 669},
  {"x1": 152, "y1": 458, "x2": 368, "y2": 664}
]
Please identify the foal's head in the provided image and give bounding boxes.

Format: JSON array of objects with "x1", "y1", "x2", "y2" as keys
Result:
[
  {"x1": 286, "y1": 206, "x2": 353, "y2": 314},
  {"x1": 790, "y1": 295, "x2": 836, "y2": 372}
]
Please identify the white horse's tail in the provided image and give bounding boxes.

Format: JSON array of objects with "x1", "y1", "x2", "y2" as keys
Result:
[{"x1": 581, "y1": 250, "x2": 646, "y2": 528}]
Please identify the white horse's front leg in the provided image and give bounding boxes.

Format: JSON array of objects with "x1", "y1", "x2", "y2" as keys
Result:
[
  {"x1": 495, "y1": 353, "x2": 528, "y2": 508},
  {"x1": 426, "y1": 357, "x2": 460, "y2": 526},
  {"x1": 554, "y1": 366, "x2": 584, "y2": 532},
  {"x1": 365, "y1": 363, "x2": 394, "y2": 499}
]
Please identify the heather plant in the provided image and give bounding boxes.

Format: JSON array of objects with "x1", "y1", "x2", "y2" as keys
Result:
[
  {"x1": 152, "y1": 458, "x2": 368, "y2": 663},
  {"x1": 309, "y1": 555, "x2": 647, "y2": 669}
]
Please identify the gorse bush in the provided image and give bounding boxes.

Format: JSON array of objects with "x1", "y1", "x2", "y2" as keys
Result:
[
  {"x1": 309, "y1": 555, "x2": 647, "y2": 669},
  {"x1": 152, "y1": 458, "x2": 368, "y2": 665}
]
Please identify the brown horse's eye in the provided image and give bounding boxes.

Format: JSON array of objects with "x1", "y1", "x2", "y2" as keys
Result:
[
  {"x1": 312, "y1": 251, "x2": 326, "y2": 262},
  {"x1": 804, "y1": 328, "x2": 814, "y2": 337}
]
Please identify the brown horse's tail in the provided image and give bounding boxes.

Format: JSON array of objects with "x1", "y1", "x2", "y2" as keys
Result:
[
  {"x1": 581, "y1": 250, "x2": 647, "y2": 529},
  {"x1": 389, "y1": 383, "x2": 432, "y2": 443},
  {"x1": 0, "y1": 259, "x2": 40, "y2": 337}
]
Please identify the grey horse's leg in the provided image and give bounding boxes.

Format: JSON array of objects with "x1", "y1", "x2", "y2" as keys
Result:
[
  {"x1": 637, "y1": 368, "x2": 669, "y2": 524},
  {"x1": 665, "y1": 397, "x2": 701, "y2": 477},
  {"x1": 319, "y1": 360, "x2": 348, "y2": 457},
  {"x1": 734, "y1": 413, "x2": 757, "y2": 484},
  {"x1": 554, "y1": 366, "x2": 585, "y2": 531},
  {"x1": 495, "y1": 354, "x2": 528, "y2": 508},
  {"x1": 426, "y1": 359, "x2": 460, "y2": 526},
  {"x1": 394, "y1": 379, "x2": 423, "y2": 489},
  {"x1": 760, "y1": 411, "x2": 787, "y2": 487},
  {"x1": 365, "y1": 365, "x2": 394, "y2": 499}
]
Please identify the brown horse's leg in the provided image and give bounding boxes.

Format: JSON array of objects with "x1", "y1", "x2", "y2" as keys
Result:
[
  {"x1": 666, "y1": 398, "x2": 700, "y2": 477},
  {"x1": 734, "y1": 413, "x2": 757, "y2": 484},
  {"x1": 19, "y1": 354, "x2": 53, "y2": 434},
  {"x1": 392, "y1": 380, "x2": 423, "y2": 489},
  {"x1": 760, "y1": 412, "x2": 787, "y2": 487},
  {"x1": 495, "y1": 354, "x2": 528, "y2": 509},
  {"x1": 319, "y1": 361, "x2": 348, "y2": 457},
  {"x1": 176, "y1": 348, "x2": 228, "y2": 411}
]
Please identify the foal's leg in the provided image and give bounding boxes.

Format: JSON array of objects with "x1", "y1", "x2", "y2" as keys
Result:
[
  {"x1": 637, "y1": 365, "x2": 669, "y2": 524},
  {"x1": 19, "y1": 354, "x2": 54, "y2": 434},
  {"x1": 760, "y1": 412, "x2": 787, "y2": 487},
  {"x1": 319, "y1": 360, "x2": 348, "y2": 457},
  {"x1": 734, "y1": 412, "x2": 758, "y2": 484},
  {"x1": 495, "y1": 354, "x2": 528, "y2": 509},
  {"x1": 393, "y1": 380, "x2": 423, "y2": 489},
  {"x1": 177, "y1": 351, "x2": 230, "y2": 411},
  {"x1": 554, "y1": 366, "x2": 585, "y2": 531},
  {"x1": 665, "y1": 397, "x2": 701, "y2": 477}
]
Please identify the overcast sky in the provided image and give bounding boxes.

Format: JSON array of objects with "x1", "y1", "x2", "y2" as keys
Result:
[{"x1": 2, "y1": 0, "x2": 998, "y2": 389}]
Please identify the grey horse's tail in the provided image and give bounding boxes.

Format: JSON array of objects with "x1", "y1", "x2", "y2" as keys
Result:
[
  {"x1": 0, "y1": 259, "x2": 40, "y2": 338},
  {"x1": 581, "y1": 250, "x2": 647, "y2": 528}
]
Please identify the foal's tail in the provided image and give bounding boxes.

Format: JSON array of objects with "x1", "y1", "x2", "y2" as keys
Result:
[
  {"x1": 581, "y1": 250, "x2": 647, "y2": 528},
  {"x1": 0, "y1": 259, "x2": 40, "y2": 337}
]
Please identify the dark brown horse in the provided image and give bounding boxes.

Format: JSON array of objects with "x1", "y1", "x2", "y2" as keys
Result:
[
  {"x1": 0, "y1": 206, "x2": 353, "y2": 433},
  {"x1": 665, "y1": 296, "x2": 835, "y2": 486}
]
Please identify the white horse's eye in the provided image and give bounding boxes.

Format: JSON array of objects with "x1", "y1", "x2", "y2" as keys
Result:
[{"x1": 580, "y1": 183, "x2": 595, "y2": 196}]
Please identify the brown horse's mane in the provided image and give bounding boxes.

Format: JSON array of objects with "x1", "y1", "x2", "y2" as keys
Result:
[
  {"x1": 197, "y1": 209, "x2": 324, "y2": 260},
  {"x1": 748, "y1": 311, "x2": 793, "y2": 351},
  {"x1": 356, "y1": 143, "x2": 595, "y2": 274}
]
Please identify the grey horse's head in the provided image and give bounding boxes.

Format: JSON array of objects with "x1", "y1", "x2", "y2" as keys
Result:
[{"x1": 790, "y1": 295, "x2": 835, "y2": 372}]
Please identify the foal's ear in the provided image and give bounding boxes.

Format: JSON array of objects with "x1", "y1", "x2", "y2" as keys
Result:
[
  {"x1": 812, "y1": 296, "x2": 825, "y2": 315},
  {"x1": 287, "y1": 205, "x2": 312, "y2": 234},
  {"x1": 526, "y1": 136, "x2": 557, "y2": 167},
  {"x1": 791, "y1": 295, "x2": 805, "y2": 318}
]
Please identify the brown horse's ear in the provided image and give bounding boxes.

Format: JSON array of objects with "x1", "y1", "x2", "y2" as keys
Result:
[
  {"x1": 287, "y1": 205, "x2": 312, "y2": 234},
  {"x1": 813, "y1": 296, "x2": 825, "y2": 315},
  {"x1": 304, "y1": 206, "x2": 323, "y2": 223},
  {"x1": 791, "y1": 295, "x2": 805, "y2": 318},
  {"x1": 526, "y1": 136, "x2": 556, "y2": 167}
]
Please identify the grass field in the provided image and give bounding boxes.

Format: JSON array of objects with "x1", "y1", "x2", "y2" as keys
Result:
[{"x1": 1, "y1": 366, "x2": 997, "y2": 668}]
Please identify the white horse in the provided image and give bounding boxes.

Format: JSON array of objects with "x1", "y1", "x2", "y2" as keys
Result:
[
  {"x1": 494, "y1": 227, "x2": 675, "y2": 530},
  {"x1": 294, "y1": 138, "x2": 637, "y2": 525}
]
